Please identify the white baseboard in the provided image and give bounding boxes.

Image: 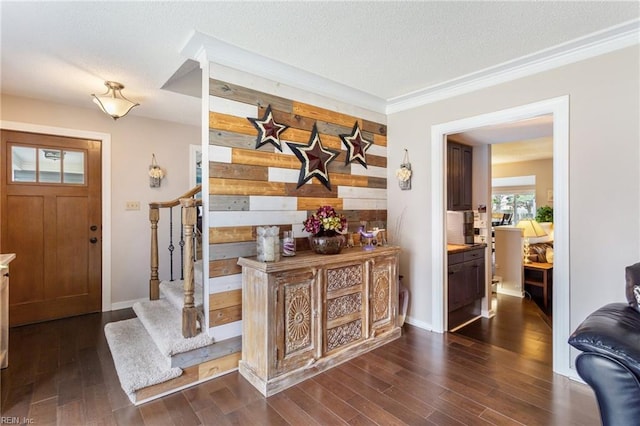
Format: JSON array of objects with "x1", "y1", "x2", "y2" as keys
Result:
[
  {"x1": 404, "y1": 316, "x2": 433, "y2": 332},
  {"x1": 496, "y1": 288, "x2": 524, "y2": 298},
  {"x1": 111, "y1": 297, "x2": 148, "y2": 311}
]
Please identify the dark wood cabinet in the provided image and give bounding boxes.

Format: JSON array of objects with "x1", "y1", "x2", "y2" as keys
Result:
[
  {"x1": 447, "y1": 246, "x2": 485, "y2": 330},
  {"x1": 447, "y1": 141, "x2": 472, "y2": 211}
]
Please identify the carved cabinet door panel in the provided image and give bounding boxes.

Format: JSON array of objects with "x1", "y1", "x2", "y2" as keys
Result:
[
  {"x1": 370, "y1": 255, "x2": 398, "y2": 336},
  {"x1": 322, "y1": 262, "x2": 366, "y2": 355},
  {"x1": 274, "y1": 268, "x2": 317, "y2": 375}
]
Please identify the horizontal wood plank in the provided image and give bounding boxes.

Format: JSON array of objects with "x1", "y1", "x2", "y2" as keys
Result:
[
  {"x1": 374, "y1": 134, "x2": 387, "y2": 147},
  {"x1": 292, "y1": 101, "x2": 362, "y2": 129},
  {"x1": 210, "y1": 162, "x2": 269, "y2": 181},
  {"x1": 297, "y1": 197, "x2": 344, "y2": 211},
  {"x1": 210, "y1": 258, "x2": 242, "y2": 278},
  {"x1": 210, "y1": 79, "x2": 293, "y2": 113},
  {"x1": 210, "y1": 226, "x2": 254, "y2": 244},
  {"x1": 197, "y1": 352, "x2": 241, "y2": 379},
  {"x1": 209, "y1": 305, "x2": 243, "y2": 328},
  {"x1": 209, "y1": 129, "x2": 264, "y2": 151},
  {"x1": 362, "y1": 120, "x2": 387, "y2": 136},
  {"x1": 231, "y1": 149, "x2": 300, "y2": 169},
  {"x1": 209, "y1": 112, "x2": 256, "y2": 135},
  {"x1": 284, "y1": 182, "x2": 338, "y2": 198},
  {"x1": 209, "y1": 289, "x2": 242, "y2": 310},
  {"x1": 263, "y1": 107, "x2": 316, "y2": 132},
  {"x1": 327, "y1": 173, "x2": 369, "y2": 187},
  {"x1": 210, "y1": 241, "x2": 255, "y2": 260},
  {"x1": 210, "y1": 178, "x2": 287, "y2": 196},
  {"x1": 209, "y1": 195, "x2": 250, "y2": 212}
]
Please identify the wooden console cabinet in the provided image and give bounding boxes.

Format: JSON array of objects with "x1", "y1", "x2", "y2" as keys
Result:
[
  {"x1": 0, "y1": 253, "x2": 16, "y2": 414},
  {"x1": 237, "y1": 246, "x2": 401, "y2": 396}
]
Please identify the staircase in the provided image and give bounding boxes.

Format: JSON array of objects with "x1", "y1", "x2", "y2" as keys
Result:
[{"x1": 104, "y1": 189, "x2": 241, "y2": 405}]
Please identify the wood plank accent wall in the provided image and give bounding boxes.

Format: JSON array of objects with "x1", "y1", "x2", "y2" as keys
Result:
[{"x1": 207, "y1": 77, "x2": 388, "y2": 339}]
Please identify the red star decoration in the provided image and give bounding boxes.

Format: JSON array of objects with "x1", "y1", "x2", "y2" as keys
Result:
[
  {"x1": 340, "y1": 122, "x2": 372, "y2": 168},
  {"x1": 247, "y1": 105, "x2": 289, "y2": 151},
  {"x1": 287, "y1": 124, "x2": 339, "y2": 190}
]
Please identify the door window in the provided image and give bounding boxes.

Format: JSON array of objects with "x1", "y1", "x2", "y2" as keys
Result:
[{"x1": 11, "y1": 145, "x2": 85, "y2": 185}]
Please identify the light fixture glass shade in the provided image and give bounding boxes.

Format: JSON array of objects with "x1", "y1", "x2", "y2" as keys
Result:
[{"x1": 91, "y1": 81, "x2": 139, "y2": 120}]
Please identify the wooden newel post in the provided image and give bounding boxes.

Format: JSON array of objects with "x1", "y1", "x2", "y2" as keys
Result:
[
  {"x1": 180, "y1": 198, "x2": 198, "y2": 338},
  {"x1": 149, "y1": 206, "x2": 160, "y2": 300}
]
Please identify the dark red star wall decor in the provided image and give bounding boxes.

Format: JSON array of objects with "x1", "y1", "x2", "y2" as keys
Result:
[
  {"x1": 287, "y1": 123, "x2": 339, "y2": 190},
  {"x1": 339, "y1": 122, "x2": 372, "y2": 168},
  {"x1": 247, "y1": 104, "x2": 289, "y2": 151}
]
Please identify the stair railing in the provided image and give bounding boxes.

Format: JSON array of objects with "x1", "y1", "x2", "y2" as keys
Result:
[{"x1": 148, "y1": 185, "x2": 202, "y2": 300}]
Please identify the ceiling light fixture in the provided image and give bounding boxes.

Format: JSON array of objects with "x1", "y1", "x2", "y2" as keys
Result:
[{"x1": 91, "y1": 81, "x2": 139, "y2": 120}]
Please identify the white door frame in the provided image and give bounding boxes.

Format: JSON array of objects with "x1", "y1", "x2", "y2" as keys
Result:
[
  {"x1": 1, "y1": 120, "x2": 112, "y2": 311},
  {"x1": 430, "y1": 96, "x2": 572, "y2": 376}
]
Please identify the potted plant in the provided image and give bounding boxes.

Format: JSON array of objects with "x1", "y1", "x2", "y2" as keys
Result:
[
  {"x1": 303, "y1": 206, "x2": 347, "y2": 254},
  {"x1": 536, "y1": 205, "x2": 553, "y2": 223}
]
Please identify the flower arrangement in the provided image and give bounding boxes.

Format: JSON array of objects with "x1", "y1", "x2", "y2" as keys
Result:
[
  {"x1": 303, "y1": 205, "x2": 347, "y2": 237},
  {"x1": 148, "y1": 166, "x2": 165, "y2": 179},
  {"x1": 395, "y1": 166, "x2": 411, "y2": 182}
]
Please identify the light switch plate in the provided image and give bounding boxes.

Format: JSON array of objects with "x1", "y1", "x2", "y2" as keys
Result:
[{"x1": 125, "y1": 201, "x2": 140, "y2": 211}]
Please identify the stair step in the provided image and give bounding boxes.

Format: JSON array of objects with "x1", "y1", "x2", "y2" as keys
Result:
[
  {"x1": 133, "y1": 299, "x2": 213, "y2": 358},
  {"x1": 159, "y1": 280, "x2": 204, "y2": 312},
  {"x1": 104, "y1": 317, "x2": 182, "y2": 401}
]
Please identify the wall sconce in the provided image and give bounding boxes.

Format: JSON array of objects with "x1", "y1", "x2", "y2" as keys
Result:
[
  {"x1": 516, "y1": 219, "x2": 547, "y2": 263},
  {"x1": 91, "y1": 81, "x2": 139, "y2": 120}
]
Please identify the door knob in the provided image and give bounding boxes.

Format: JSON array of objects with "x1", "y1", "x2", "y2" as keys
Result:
[{"x1": 90, "y1": 237, "x2": 98, "y2": 244}]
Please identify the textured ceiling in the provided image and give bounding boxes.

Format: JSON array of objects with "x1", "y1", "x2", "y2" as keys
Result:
[{"x1": 1, "y1": 1, "x2": 638, "y2": 126}]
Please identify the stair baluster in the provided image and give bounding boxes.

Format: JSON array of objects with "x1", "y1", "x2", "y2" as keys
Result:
[
  {"x1": 180, "y1": 197, "x2": 198, "y2": 338},
  {"x1": 149, "y1": 206, "x2": 160, "y2": 300}
]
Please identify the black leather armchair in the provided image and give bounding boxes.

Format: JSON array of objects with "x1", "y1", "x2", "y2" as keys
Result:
[{"x1": 568, "y1": 262, "x2": 640, "y2": 426}]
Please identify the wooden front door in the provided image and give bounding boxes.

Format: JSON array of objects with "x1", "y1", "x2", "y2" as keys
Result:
[{"x1": 0, "y1": 130, "x2": 102, "y2": 325}]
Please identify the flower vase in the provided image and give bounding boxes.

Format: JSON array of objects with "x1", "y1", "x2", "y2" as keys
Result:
[{"x1": 308, "y1": 234, "x2": 345, "y2": 255}]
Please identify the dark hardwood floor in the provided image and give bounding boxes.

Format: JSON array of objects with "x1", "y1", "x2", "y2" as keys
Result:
[
  {"x1": 1, "y1": 306, "x2": 598, "y2": 425},
  {"x1": 454, "y1": 293, "x2": 553, "y2": 366}
]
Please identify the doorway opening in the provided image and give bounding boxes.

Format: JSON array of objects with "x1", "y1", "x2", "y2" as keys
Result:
[{"x1": 430, "y1": 96, "x2": 571, "y2": 377}]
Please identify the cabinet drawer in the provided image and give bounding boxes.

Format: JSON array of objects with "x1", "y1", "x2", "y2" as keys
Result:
[
  {"x1": 463, "y1": 249, "x2": 484, "y2": 262},
  {"x1": 448, "y1": 252, "x2": 464, "y2": 265}
]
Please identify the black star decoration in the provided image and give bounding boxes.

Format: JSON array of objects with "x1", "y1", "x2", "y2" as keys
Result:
[
  {"x1": 247, "y1": 105, "x2": 289, "y2": 151},
  {"x1": 340, "y1": 122, "x2": 372, "y2": 168},
  {"x1": 287, "y1": 124, "x2": 339, "y2": 190}
]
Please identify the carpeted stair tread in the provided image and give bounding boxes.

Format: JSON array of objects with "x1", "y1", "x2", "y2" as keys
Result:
[
  {"x1": 159, "y1": 279, "x2": 203, "y2": 312},
  {"x1": 104, "y1": 318, "x2": 182, "y2": 402},
  {"x1": 133, "y1": 299, "x2": 213, "y2": 357}
]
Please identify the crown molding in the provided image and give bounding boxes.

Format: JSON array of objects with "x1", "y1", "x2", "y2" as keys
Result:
[
  {"x1": 182, "y1": 20, "x2": 639, "y2": 117},
  {"x1": 181, "y1": 31, "x2": 387, "y2": 114},
  {"x1": 386, "y1": 18, "x2": 640, "y2": 114}
]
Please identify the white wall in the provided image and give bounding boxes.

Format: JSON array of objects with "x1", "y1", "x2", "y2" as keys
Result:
[
  {"x1": 387, "y1": 46, "x2": 640, "y2": 331},
  {"x1": 1, "y1": 94, "x2": 200, "y2": 307},
  {"x1": 493, "y1": 158, "x2": 554, "y2": 210}
]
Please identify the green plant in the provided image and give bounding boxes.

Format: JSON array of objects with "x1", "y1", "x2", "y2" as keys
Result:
[{"x1": 536, "y1": 205, "x2": 554, "y2": 223}]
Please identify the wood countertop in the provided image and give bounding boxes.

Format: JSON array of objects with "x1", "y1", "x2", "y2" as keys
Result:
[
  {"x1": 238, "y1": 245, "x2": 400, "y2": 273},
  {"x1": 447, "y1": 243, "x2": 487, "y2": 254}
]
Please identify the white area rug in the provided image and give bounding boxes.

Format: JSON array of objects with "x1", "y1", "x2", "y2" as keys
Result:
[
  {"x1": 133, "y1": 299, "x2": 213, "y2": 357},
  {"x1": 104, "y1": 318, "x2": 182, "y2": 402}
]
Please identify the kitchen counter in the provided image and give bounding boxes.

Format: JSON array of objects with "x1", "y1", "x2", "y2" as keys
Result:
[{"x1": 447, "y1": 243, "x2": 487, "y2": 254}]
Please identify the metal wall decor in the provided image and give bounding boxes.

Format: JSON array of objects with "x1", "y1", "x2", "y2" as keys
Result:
[
  {"x1": 287, "y1": 123, "x2": 339, "y2": 190},
  {"x1": 247, "y1": 104, "x2": 289, "y2": 151},
  {"x1": 339, "y1": 122, "x2": 372, "y2": 168}
]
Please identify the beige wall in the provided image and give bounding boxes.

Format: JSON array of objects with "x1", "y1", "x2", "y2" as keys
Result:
[
  {"x1": 387, "y1": 46, "x2": 639, "y2": 330},
  {"x1": 1, "y1": 94, "x2": 200, "y2": 306},
  {"x1": 492, "y1": 158, "x2": 554, "y2": 211}
]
